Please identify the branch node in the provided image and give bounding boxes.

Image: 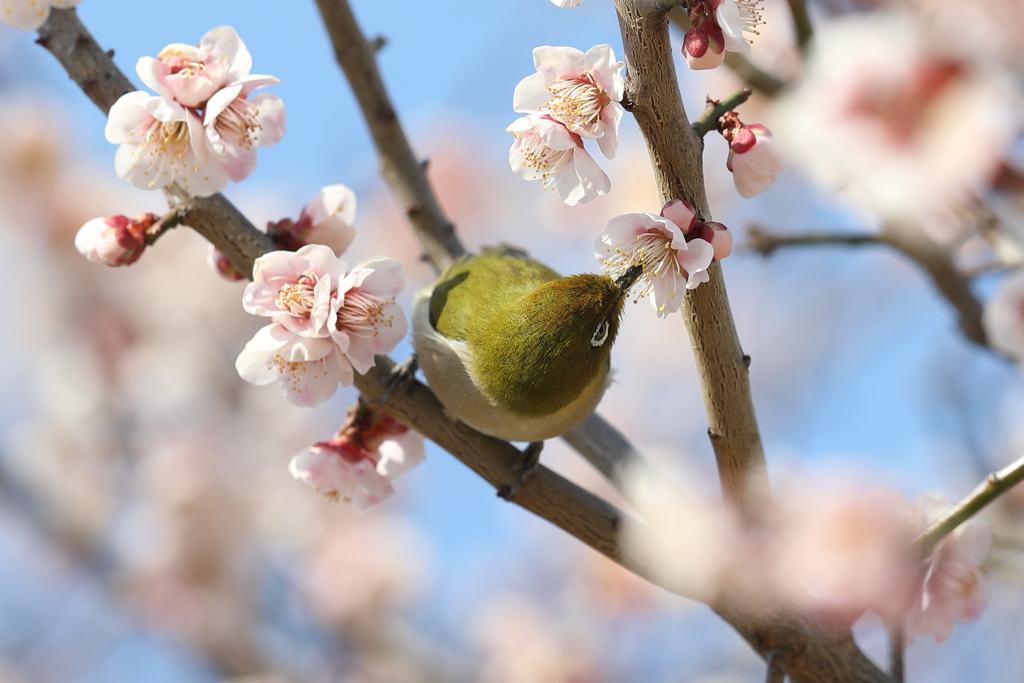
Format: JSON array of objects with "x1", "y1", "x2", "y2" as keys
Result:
[
  {"x1": 369, "y1": 34, "x2": 387, "y2": 52},
  {"x1": 742, "y1": 354, "x2": 751, "y2": 368}
]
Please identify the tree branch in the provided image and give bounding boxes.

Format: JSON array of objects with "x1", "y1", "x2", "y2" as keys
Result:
[
  {"x1": 312, "y1": 0, "x2": 465, "y2": 271},
  {"x1": 785, "y1": 0, "x2": 814, "y2": 50},
  {"x1": 746, "y1": 225, "x2": 883, "y2": 256},
  {"x1": 914, "y1": 452, "x2": 1024, "y2": 554},
  {"x1": 692, "y1": 87, "x2": 754, "y2": 138}
]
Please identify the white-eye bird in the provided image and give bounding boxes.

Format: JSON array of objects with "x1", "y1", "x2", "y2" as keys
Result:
[{"x1": 411, "y1": 246, "x2": 642, "y2": 452}]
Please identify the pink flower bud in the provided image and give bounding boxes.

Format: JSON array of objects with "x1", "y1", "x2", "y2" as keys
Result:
[
  {"x1": 75, "y1": 214, "x2": 155, "y2": 267},
  {"x1": 727, "y1": 124, "x2": 783, "y2": 198},
  {"x1": 207, "y1": 245, "x2": 247, "y2": 281},
  {"x1": 702, "y1": 221, "x2": 733, "y2": 260},
  {"x1": 683, "y1": 15, "x2": 726, "y2": 70},
  {"x1": 297, "y1": 184, "x2": 357, "y2": 256},
  {"x1": 660, "y1": 198, "x2": 699, "y2": 233}
]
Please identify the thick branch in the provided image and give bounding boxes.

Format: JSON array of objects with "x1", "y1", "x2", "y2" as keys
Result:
[
  {"x1": 613, "y1": 0, "x2": 769, "y2": 511},
  {"x1": 785, "y1": 0, "x2": 813, "y2": 50},
  {"x1": 914, "y1": 452, "x2": 1024, "y2": 554},
  {"x1": 313, "y1": 0, "x2": 465, "y2": 270}
]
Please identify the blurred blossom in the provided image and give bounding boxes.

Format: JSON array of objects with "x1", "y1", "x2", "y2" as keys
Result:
[
  {"x1": 983, "y1": 268, "x2": 1024, "y2": 362},
  {"x1": 471, "y1": 593, "x2": 603, "y2": 683},
  {"x1": 549, "y1": 0, "x2": 585, "y2": 6},
  {"x1": 75, "y1": 213, "x2": 157, "y2": 267},
  {"x1": 595, "y1": 208, "x2": 715, "y2": 317},
  {"x1": 902, "y1": 0, "x2": 1024, "y2": 69},
  {"x1": 0, "y1": 0, "x2": 82, "y2": 31},
  {"x1": 773, "y1": 11, "x2": 1016, "y2": 222},
  {"x1": 770, "y1": 485, "x2": 917, "y2": 622},
  {"x1": 299, "y1": 514, "x2": 431, "y2": 624},
  {"x1": 236, "y1": 246, "x2": 407, "y2": 406},
  {"x1": 682, "y1": 0, "x2": 764, "y2": 70},
  {"x1": 507, "y1": 114, "x2": 610, "y2": 206},
  {"x1": 513, "y1": 45, "x2": 624, "y2": 160},
  {"x1": 289, "y1": 401, "x2": 423, "y2": 510},
  {"x1": 722, "y1": 119, "x2": 783, "y2": 199},
  {"x1": 906, "y1": 492, "x2": 992, "y2": 642}
]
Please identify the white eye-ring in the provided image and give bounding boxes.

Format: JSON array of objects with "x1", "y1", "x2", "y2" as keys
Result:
[{"x1": 591, "y1": 319, "x2": 610, "y2": 347}]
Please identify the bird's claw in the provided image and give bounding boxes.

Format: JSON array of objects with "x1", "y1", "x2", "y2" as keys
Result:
[
  {"x1": 382, "y1": 354, "x2": 418, "y2": 404},
  {"x1": 498, "y1": 441, "x2": 543, "y2": 501}
]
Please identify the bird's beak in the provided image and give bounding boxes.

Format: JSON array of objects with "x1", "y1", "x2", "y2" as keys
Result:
[{"x1": 614, "y1": 264, "x2": 643, "y2": 292}]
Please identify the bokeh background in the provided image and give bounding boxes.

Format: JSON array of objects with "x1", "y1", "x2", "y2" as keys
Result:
[{"x1": 1, "y1": 0, "x2": 1023, "y2": 681}]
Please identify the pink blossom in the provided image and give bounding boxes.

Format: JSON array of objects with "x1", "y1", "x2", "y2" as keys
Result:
[
  {"x1": 136, "y1": 26, "x2": 252, "y2": 108},
  {"x1": 513, "y1": 45, "x2": 624, "y2": 159},
  {"x1": 682, "y1": 0, "x2": 763, "y2": 70},
  {"x1": 288, "y1": 441, "x2": 394, "y2": 511},
  {"x1": 242, "y1": 244, "x2": 347, "y2": 338},
  {"x1": 289, "y1": 405, "x2": 424, "y2": 510},
  {"x1": 549, "y1": 0, "x2": 585, "y2": 5},
  {"x1": 105, "y1": 91, "x2": 227, "y2": 197},
  {"x1": 235, "y1": 323, "x2": 353, "y2": 407},
  {"x1": 203, "y1": 79, "x2": 286, "y2": 183},
  {"x1": 906, "y1": 493, "x2": 992, "y2": 642},
  {"x1": 329, "y1": 257, "x2": 408, "y2": 375},
  {"x1": 1, "y1": 0, "x2": 83, "y2": 32},
  {"x1": 235, "y1": 248, "x2": 407, "y2": 407},
  {"x1": 295, "y1": 184, "x2": 358, "y2": 256},
  {"x1": 75, "y1": 214, "x2": 156, "y2": 267},
  {"x1": 983, "y1": 269, "x2": 1024, "y2": 362},
  {"x1": 507, "y1": 115, "x2": 610, "y2": 206},
  {"x1": 727, "y1": 124, "x2": 783, "y2": 198},
  {"x1": 595, "y1": 209, "x2": 715, "y2": 317}
]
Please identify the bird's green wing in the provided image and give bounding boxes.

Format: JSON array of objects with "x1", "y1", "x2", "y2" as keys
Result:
[{"x1": 429, "y1": 246, "x2": 559, "y2": 341}]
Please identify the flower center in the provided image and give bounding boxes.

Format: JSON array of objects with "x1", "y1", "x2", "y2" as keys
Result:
[
  {"x1": 600, "y1": 231, "x2": 682, "y2": 302},
  {"x1": 275, "y1": 273, "x2": 318, "y2": 317},
  {"x1": 515, "y1": 128, "x2": 572, "y2": 191},
  {"x1": 336, "y1": 290, "x2": 396, "y2": 337},
  {"x1": 544, "y1": 74, "x2": 610, "y2": 130},
  {"x1": 216, "y1": 98, "x2": 262, "y2": 150}
]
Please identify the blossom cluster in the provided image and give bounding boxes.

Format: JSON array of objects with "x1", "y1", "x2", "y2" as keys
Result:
[
  {"x1": 289, "y1": 401, "x2": 424, "y2": 511},
  {"x1": 105, "y1": 26, "x2": 285, "y2": 198},
  {"x1": 507, "y1": 45, "x2": 623, "y2": 205},
  {"x1": 596, "y1": 199, "x2": 731, "y2": 317},
  {"x1": 235, "y1": 244, "x2": 407, "y2": 407},
  {"x1": 1, "y1": 0, "x2": 81, "y2": 31}
]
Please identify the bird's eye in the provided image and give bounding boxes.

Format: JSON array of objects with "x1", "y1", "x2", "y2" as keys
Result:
[{"x1": 590, "y1": 319, "x2": 610, "y2": 347}]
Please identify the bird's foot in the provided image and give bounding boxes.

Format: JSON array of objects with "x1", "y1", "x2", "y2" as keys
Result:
[
  {"x1": 498, "y1": 441, "x2": 543, "y2": 502},
  {"x1": 381, "y1": 354, "x2": 418, "y2": 404}
]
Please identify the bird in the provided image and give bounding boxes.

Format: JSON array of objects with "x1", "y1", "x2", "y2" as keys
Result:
[{"x1": 410, "y1": 245, "x2": 641, "y2": 496}]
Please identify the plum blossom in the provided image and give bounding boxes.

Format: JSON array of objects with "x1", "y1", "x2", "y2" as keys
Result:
[
  {"x1": 682, "y1": 0, "x2": 764, "y2": 70},
  {"x1": 513, "y1": 45, "x2": 624, "y2": 159},
  {"x1": 724, "y1": 122, "x2": 783, "y2": 198},
  {"x1": 773, "y1": 11, "x2": 1015, "y2": 221},
  {"x1": 235, "y1": 245, "x2": 407, "y2": 407},
  {"x1": 983, "y1": 268, "x2": 1024, "y2": 362},
  {"x1": 549, "y1": 0, "x2": 585, "y2": 6},
  {"x1": 136, "y1": 26, "x2": 252, "y2": 109},
  {"x1": 289, "y1": 401, "x2": 424, "y2": 510},
  {"x1": 508, "y1": 114, "x2": 610, "y2": 206},
  {"x1": 906, "y1": 493, "x2": 992, "y2": 642},
  {"x1": 106, "y1": 26, "x2": 284, "y2": 196},
  {"x1": 1, "y1": 0, "x2": 82, "y2": 32},
  {"x1": 290, "y1": 184, "x2": 358, "y2": 255},
  {"x1": 105, "y1": 91, "x2": 227, "y2": 197},
  {"x1": 595, "y1": 202, "x2": 716, "y2": 317},
  {"x1": 75, "y1": 213, "x2": 157, "y2": 267}
]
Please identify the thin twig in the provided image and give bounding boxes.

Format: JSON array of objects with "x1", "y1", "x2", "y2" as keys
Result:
[
  {"x1": 915, "y1": 453, "x2": 1024, "y2": 554},
  {"x1": 785, "y1": 0, "x2": 813, "y2": 50},
  {"x1": 313, "y1": 0, "x2": 464, "y2": 271},
  {"x1": 692, "y1": 87, "x2": 754, "y2": 137},
  {"x1": 746, "y1": 225, "x2": 883, "y2": 256},
  {"x1": 886, "y1": 621, "x2": 904, "y2": 683}
]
